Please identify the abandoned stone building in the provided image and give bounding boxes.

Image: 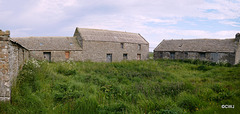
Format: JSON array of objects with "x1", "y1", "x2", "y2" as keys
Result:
[
  {"x1": 11, "y1": 28, "x2": 149, "y2": 62},
  {"x1": 12, "y1": 37, "x2": 83, "y2": 62},
  {"x1": 74, "y1": 28, "x2": 149, "y2": 62},
  {"x1": 0, "y1": 28, "x2": 149, "y2": 101},
  {"x1": 154, "y1": 33, "x2": 240, "y2": 65}
]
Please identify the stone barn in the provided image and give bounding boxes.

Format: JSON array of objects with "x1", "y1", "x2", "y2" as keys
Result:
[
  {"x1": 11, "y1": 37, "x2": 82, "y2": 62},
  {"x1": 10, "y1": 28, "x2": 149, "y2": 62},
  {"x1": 74, "y1": 28, "x2": 149, "y2": 62},
  {"x1": 154, "y1": 33, "x2": 240, "y2": 65}
]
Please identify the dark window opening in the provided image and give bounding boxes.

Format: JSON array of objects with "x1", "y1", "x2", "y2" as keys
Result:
[
  {"x1": 160, "y1": 52, "x2": 163, "y2": 58},
  {"x1": 199, "y1": 52, "x2": 206, "y2": 58},
  {"x1": 170, "y1": 52, "x2": 175, "y2": 59},
  {"x1": 138, "y1": 44, "x2": 141, "y2": 50},
  {"x1": 121, "y1": 43, "x2": 124, "y2": 49},
  {"x1": 123, "y1": 54, "x2": 128, "y2": 60},
  {"x1": 184, "y1": 52, "x2": 188, "y2": 59}
]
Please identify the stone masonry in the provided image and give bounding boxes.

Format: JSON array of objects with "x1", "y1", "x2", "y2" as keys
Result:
[
  {"x1": 0, "y1": 30, "x2": 29, "y2": 101},
  {"x1": 0, "y1": 30, "x2": 11, "y2": 101}
]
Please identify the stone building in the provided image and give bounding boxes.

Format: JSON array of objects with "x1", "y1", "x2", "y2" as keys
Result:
[
  {"x1": 74, "y1": 28, "x2": 149, "y2": 62},
  {"x1": 154, "y1": 34, "x2": 240, "y2": 65},
  {"x1": 12, "y1": 37, "x2": 82, "y2": 62},
  {"x1": 11, "y1": 28, "x2": 149, "y2": 62}
]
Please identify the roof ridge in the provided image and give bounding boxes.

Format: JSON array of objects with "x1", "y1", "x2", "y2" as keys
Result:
[
  {"x1": 77, "y1": 27, "x2": 139, "y2": 35},
  {"x1": 12, "y1": 36, "x2": 74, "y2": 38},
  {"x1": 164, "y1": 38, "x2": 234, "y2": 41}
]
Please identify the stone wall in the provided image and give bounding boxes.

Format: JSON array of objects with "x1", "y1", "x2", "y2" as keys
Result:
[
  {"x1": 0, "y1": 30, "x2": 29, "y2": 101},
  {"x1": 82, "y1": 41, "x2": 149, "y2": 62},
  {"x1": 235, "y1": 41, "x2": 240, "y2": 65},
  {"x1": 0, "y1": 31, "x2": 10, "y2": 101},
  {"x1": 154, "y1": 51, "x2": 236, "y2": 65},
  {"x1": 30, "y1": 50, "x2": 83, "y2": 62}
]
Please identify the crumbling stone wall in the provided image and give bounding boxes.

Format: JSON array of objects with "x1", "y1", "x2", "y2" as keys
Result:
[
  {"x1": 0, "y1": 30, "x2": 29, "y2": 101},
  {"x1": 0, "y1": 30, "x2": 11, "y2": 101},
  {"x1": 235, "y1": 34, "x2": 240, "y2": 64}
]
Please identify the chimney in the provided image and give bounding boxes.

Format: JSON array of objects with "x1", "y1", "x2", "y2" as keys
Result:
[{"x1": 236, "y1": 33, "x2": 240, "y2": 42}]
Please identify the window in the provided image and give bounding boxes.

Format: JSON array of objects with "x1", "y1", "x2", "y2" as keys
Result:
[
  {"x1": 170, "y1": 52, "x2": 175, "y2": 59},
  {"x1": 184, "y1": 52, "x2": 188, "y2": 59},
  {"x1": 65, "y1": 51, "x2": 70, "y2": 59},
  {"x1": 123, "y1": 54, "x2": 128, "y2": 60},
  {"x1": 137, "y1": 54, "x2": 141, "y2": 60},
  {"x1": 138, "y1": 44, "x2": 141, "y2": 50},
  {"x1": 199, "y1": 52, "x2": 206, "y2": 58},
  {"x1": 160, "y1": 52, "x2": 163, "y2": 58},
  {"x1": 121, "y1": 43, "x2": 124, "y2": 49},
  {"x1": 106, "y1": 54, "x2": 112, "y2": 62}
]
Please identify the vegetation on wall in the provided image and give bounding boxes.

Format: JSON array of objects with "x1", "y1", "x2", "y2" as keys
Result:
[{"x1": 0, "y1": 59, "x2": 239, "y2": 113}]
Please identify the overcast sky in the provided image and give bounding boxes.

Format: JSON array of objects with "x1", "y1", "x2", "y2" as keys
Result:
[{"x1": 1, "y1": 0, "x2": 240, "y2": 51}]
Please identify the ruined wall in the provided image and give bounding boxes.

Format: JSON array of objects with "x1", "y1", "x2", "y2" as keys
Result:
[
  {"x1": 82, "y1": 41, "x2": 149, "y2": 62},
  {"x1": 154, "y1": 51, "x2": 235, "y2": 65},
  {"x1": 30, "y1": 50, "x2": 83, "y2": 62},
  {"x1": 235, "y1": 41, "x2": 240, "y2": 65},
  {"x1": 0, "y1": 31, "x2": 10, "y2": 101},
  {"x1": 0, "y1": 30, "x2": 29, "y2": 101}
]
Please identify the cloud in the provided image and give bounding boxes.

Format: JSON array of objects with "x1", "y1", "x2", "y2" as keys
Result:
[
  {"x1": 0, "y1": 0, "x2": 240, "y2": 52},
  {"x1": 220, "y1": 20, "x2": 240, "y2": 27}
]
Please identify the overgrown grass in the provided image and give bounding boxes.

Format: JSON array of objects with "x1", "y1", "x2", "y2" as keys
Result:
[{"x1": 0, "y1": 59, "x2": 239, "y2": 113}]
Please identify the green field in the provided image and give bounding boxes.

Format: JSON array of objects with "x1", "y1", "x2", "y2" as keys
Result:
[{"x1": 1, "y1": 59, "x2": 240, "y2": 113}]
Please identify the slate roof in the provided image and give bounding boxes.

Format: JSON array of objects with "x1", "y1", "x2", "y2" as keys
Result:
[
  {"x1": 10, "y1": 37, "x2": 82, "y2": 51},
  {"x1": 154, "y1": 39, "x2": 237, "y2": 53},
  {"x1": 76, "y1": 28, "x2": 148, "y2": 44}
]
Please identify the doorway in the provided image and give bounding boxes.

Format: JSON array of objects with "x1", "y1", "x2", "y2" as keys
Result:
[
  {"x1": 43, "y1": 52, "x2": 51, "y2": 62},
  {"x1": 106, "y1": 54, "x2": 112, "y2": 62}
]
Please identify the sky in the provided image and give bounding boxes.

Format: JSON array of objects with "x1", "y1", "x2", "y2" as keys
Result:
[{"x1": 0, "y1": 0, "x2": 240, "y2": 51}]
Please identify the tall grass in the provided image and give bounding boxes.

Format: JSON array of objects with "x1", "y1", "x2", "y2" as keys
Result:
[{"x1": 0, "y1": 59, "x2": 239, "y2": 113}]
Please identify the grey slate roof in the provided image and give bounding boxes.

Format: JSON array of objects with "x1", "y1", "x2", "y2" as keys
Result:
[
  {"x1": 76, "y1": 28, "x2": 148, "y2": 44},
  {"x1": 10, "y1": 37, "x2": 82, "y2": 51},
  {"x1": 154, "y1": 39, "x2": 237, "y2": 53}
]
